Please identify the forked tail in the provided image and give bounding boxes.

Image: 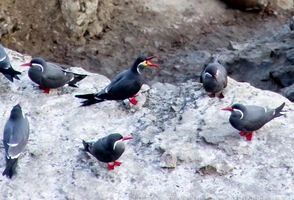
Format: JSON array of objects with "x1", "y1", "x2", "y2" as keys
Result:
[
  {"x1": 273, "y1": 102, "x2": 285, "y2": 118},
  {"x1": 75, "y1": 93, "x2": 104, "y2": 106},
  {"x1": 68, "y1": 73, "x2": 87, "y2": 87},
  {"x1": 2, "y1": 158, "x2": 18, "y2": 178},
  {"x1": 82, "y1": 140, "x2": 91, "y2": 153},
  {"x1": 1, "y1": 66, "x2": 21, "y2": 82}
]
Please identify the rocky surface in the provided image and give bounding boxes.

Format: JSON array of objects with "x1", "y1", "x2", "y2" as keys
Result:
[
  {"x1": 158, "y1": 21, "x2": 294, "y2": 102},
  {"x1": 60, "y1": 0, "x2": 101, "y2": 41},
  {"x1": 0, "y1": 0, "x2": 293, "y2": 82},
  {"x1": 0, "y1": 47, "x2": 293, "y2": 199},
  {"x1": 222, "y1": 0, "x2": 293, "y2": 10}
]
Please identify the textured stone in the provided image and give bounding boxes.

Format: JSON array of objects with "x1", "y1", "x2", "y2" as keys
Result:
[
  {"x1": 160, "y1": 152, "x2": 177, "y2": 168},
  {"x1": 270, "y1": 65, "x2": 294, "y2": 87},
  {"x1": 0, "y1": 47, "x2": 293, "y2": 199},
  {"x1": 60, "y1": 0, "x2": 101, "y2": 40},
  {"x1": 281, "y1": 84, "x2": 294, "y2": 101},
  {"x1": 222, "y1": 0, "x2": 269, "y2": 11},
  {"x1": 222, "y1": 0, "x2": 293, "y2": 11}
]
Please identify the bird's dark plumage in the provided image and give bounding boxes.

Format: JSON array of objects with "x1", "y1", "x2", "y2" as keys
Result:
[
  {"x1": 222, "y1": 102, "x2": 285, "y2": 140},
  {"x1": 21, "y1": 58, "x2": 87, "y2": 93},
  {"x1": 200, "y1": 60, "x2": 227, "y2": 98},
  {"x1": 3, "y1": 104, "x2": 29, "y2": 178},
  {"x1": 0, "y1": 44, "x2": 21, "y2": 82},
  {"x1": 75, "y1": 56, "x2": 159, "y2": 106},
  {"x1": 290, "y1": 16, "x2": 294, "y2": 31},
  {"x1": 83, "y1": 133, "x2": 133, "y2": 170}
]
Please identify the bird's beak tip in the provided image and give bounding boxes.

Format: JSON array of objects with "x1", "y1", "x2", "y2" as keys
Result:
[
  {"x1": 146, "y1": 56, "x2": 160, "y2": 69},
  {"x1": 221, "y1": 107, "x2": 233, "y2": 111},
  {"x1": 21, "y1": 63, "x2": 31, "y2": 67},
  {"x1": 122, "y1": 136, "x2": 133, "y2": 141}
]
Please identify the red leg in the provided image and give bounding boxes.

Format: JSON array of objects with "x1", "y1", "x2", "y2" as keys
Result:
[
  {"x1": 245, "y1": 132, "x2": 253, "y2": 141},
  {"x1": 239, "y1": 131, "x2": 247, "y2": 136},
  {"x1": 218, "y1": 93, "x2": 224, "y2": 99},
  {"x1": 39, "y1": 86, "x2": 50, "y2": 94},
  {"x1": 128, "y1": 94, "x2": 138, "y2": 105},
  {"x1": 108, "y1": 163, "x2": 114, "y2": 170},
  {"x1": 114, "y1": 160, "x2": 122, "y2": 166},
  {"x1": 43, "y1": 89, "x2": 50, "y2": 94},
  {"x1": 208, "y1": 93, "x2": 215, "y2": 98}
]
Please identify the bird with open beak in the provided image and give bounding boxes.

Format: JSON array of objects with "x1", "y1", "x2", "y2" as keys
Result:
[{"x1": 75, "y1": 55, "x2": 160, "y2": 106}]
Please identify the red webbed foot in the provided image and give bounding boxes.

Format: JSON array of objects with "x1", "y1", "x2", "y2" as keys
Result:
[
  {"x1": 108, "y1": 163, "x2": 115, "y2": 170},
  {"x1": 107, "y1": 161, "x2": 122, "y2": 170},
  {"x1": 218, "y1": 93, "x2": 224, "y2": 99},
  {"x1": 245, "y1": 132, "x2": 253, "y2": 141},
  {"x1": 43, "y1": 89, "x2": 50, "y2": 94},
  {"x1": 128, "y1": 94, "x2": 138, "y2": 105},
  {"x1": 208, "y1": 93, "x2": 215, "y2": 98},
  {"x1": 114, "y1": 160, "x2": 122, "y2": 166},
  {"x1": 39, "y1": 86, "x2": 50, "y2": 94}
]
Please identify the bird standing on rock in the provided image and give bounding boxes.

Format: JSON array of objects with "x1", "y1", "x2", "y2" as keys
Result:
[
  {"x1": 75, "y1": 56, "x2": 160, "y2": 106},
  {"x1": 222, "y1": 102, "x2": 285, "y2": 141},
  {"x1": 200, "y1": 59, "x2": 227, "y2": 98},
  {"x1": 83, "y1": 133, "x2": 133, "y2": 170},
  {"x1": 0, "y1": 44, "x2": 21, "y2": 82},
  {"x1": 21, "y1": 58, "x2": 87, "y2": 93},
  {"x1": 2, "y1": 104, "x2": 29, "y2": 178}
]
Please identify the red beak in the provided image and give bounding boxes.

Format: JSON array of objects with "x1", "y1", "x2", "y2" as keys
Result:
[
  {"x1": 221, "y1": 107, "x2": 233, "y2": 111},
  {"x1": 21, "y1": 62, "x2": 31, "y2": 67},
  {"x1": 122, "y1": 136, "x2": 133, "y2": 141},
  {"x1": 146, "y1": 56, "x2": 160, "y2": 69}
]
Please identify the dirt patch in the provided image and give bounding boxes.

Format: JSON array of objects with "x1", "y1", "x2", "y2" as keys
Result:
[{"x1": 0, "y1": 0, "x2": 293, "y2": 84}]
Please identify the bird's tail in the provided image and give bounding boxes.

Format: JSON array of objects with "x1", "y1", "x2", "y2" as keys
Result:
[
  {"x1": 75, "y1": 93, "x2": 104, "y2": 106},
  {"x1": 68, "y1": 73, "x2": 87, "y2": 88},
  {"x1": 273, "y1": 102, "x2": 286, "y2": 118},
  {"x1": 82, "y1": 140, "x2": 91, "y2": 153},
  {"x1": 2, "y1": 158, "x2": 18, "y2": 178},
  {"x1": 2, "y1": 67, "x2": 21, "y2": 82}
]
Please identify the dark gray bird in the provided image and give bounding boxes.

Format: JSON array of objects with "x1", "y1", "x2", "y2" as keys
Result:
[
  {"x1": 21, "y1": 58, "x2": 87, "y2": 93},
  {"x1": 222, "y1": 102, "x2": 285, "y2": 141},
  {"x1": 290, "y1": 16, "x2": 294, "y2": 31},
  {"x1": 200, "y1": 60, "x2": 227, "y2": 98},
  {"x1": 83, "y1": 133, "x2": 133, "y2": 170},
  {"x1": 3, "y1": 104, "x2": 29, "y2": 178},
  {"x1": 75, "y1": 56, "x2": 159, "y2": 106},
  {"x1": 0, "y1": 44, "x2": 21, "y2": 82}
]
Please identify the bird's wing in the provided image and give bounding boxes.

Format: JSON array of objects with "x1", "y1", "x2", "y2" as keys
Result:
[
  {"x1": 199, "y1": 65, "x2": 208, "y2": 83},
  {"x1": 4, "y1": 119, "x2": 29, "y2": 159},
  {"x1": 43, "y1": 62, "x2": 71, "y2": 81},
  {"x1": 0, "y1": 45, "x2": 10, "y2": 68},
  {"x1": 91, "y1": 137, "x2": 109, "y2": 155},
  {"x1": 0, "y1": 45, "x2": 7, "y2": 60},
  {"x1": 104, "y1": 70, "x2": 128, "y2": 93},
  {"x1": 217, "y1": 64, "x2": 227, "y2": 87},
  {"x1": 108, "y1": 77, "x2": 139, "y2": 94},
  {"x1": 243, "y1": 106, "x2": 268, "y2": 130}
]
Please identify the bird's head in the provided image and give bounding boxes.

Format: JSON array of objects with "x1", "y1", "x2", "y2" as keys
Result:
[
  {"x1": 133, "y1": 56, "x2": 160, "y2": 73},
  {"x1": 204, "y1": 64, "x2": 219, "y2": 79},
  {"x1": 221, "y1": 104, "x2": 245, "y2": 119},
  {"x1": 107, "y1": 133, "x2": 133, "y2": 152},
  {"x1": 10, "y1": 103, "x2": 24, "y2": 120},
  {"x1": 21, "y1": 58, "x2": 46, "y2": 71}
]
